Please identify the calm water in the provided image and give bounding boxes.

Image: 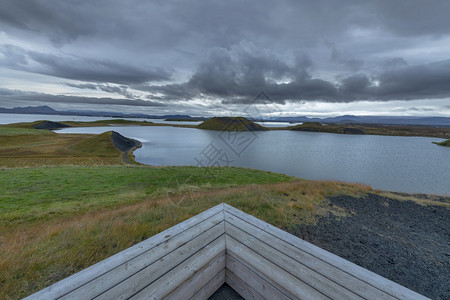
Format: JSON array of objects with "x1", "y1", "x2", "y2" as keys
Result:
[{"x1": 57, "y1": 125, "x2": 450, "y2": 196}]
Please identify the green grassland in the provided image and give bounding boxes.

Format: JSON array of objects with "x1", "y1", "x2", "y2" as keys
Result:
[
  {"x1": 0, "y1": 165, "x2": 374, "y2": 298},
  {"x1": 0, "y1": 166, "x2": 295, "y2": 227}
]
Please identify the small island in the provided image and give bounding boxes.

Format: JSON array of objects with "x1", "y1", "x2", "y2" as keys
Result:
[
  {"x1": 196, "y1": 117, "x2": 267, "y2": 131},
  {"x1": 289, "y1": 122, "x2": 365, "y2": 134}
]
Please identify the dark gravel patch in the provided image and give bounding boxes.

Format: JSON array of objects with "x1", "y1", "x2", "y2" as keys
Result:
[
  {"x1": 294, "y1": 193, "x2": 449, "y2": 300},
  {"x1": 111, "y1": 131, "x2": 142, "y2": 164},
  {"x1": 208, "y1": 283, "x2": 243, "y2": 300},
  {"x1": 111, "y1": 131, "x2": 140, "y2": 152}
]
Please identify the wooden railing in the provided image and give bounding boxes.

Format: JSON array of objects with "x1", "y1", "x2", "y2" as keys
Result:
[{"x1": 27, "y1": 203, "x2": 428, "y2": 300}]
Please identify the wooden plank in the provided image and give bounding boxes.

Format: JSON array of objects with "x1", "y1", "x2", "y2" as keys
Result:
[
  {"x1": 226, "y1": 235, "x2": 330, "y2": 300},
  {"x1": 226, "y1": 254, "x2": 291, "y2": 300},
  {"x1": 226, "y1": 222, "x2": 363, "y2": 299},
  {"x1": 94, "y1": 222, "x2": 224, "y2": 299},
  {"x1": 26, "y1": 203, "x2": 224, "y2": 300},
  {"x1": 190, "y1": 269, "x2": 226, "y2": 300},
  {"x1": 131, "y1": 235, "x2": 226, "y2": 299},
  {"x1": 226, "y1": 269, "x2": 265, "y2": 300},
  {"x1": 62, "y1": 213, "x2": 224, "y2": 299},
  {"x1": 165, "y1": 253, "x2": 225, "y2": 299},
  {"x1": 224, "y1": 204, "x2": 428, "y2": 300},
  {"x1": 225, "y1": 212, "x2": 393, "y2": 300}
]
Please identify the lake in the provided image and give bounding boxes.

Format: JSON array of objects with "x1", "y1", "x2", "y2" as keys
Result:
[
  {"x1": 56, "y1": 125, "x2": 450, "y2": 196},
  {"x1": 0, "y1": 113, "x2": 297, "y2": 127}
]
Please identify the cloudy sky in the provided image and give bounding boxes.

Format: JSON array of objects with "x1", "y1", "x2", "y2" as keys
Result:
[{"x1": 1, "y1": 0, "x2": 450, "y2": 117}]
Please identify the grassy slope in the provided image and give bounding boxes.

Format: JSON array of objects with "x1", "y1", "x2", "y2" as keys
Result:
[
  {"x1": 433, "y1": 139, "x2": 450, "y2": 147},
  {"x1": 197, "y1": 117, "x2": 267, "y2": 131},
  {"x1": 0, "y1": 127, "x2": 124, "y2": 167},
  {"x1": 0, "y1": 165, "x2": 373, "y2": 298}
]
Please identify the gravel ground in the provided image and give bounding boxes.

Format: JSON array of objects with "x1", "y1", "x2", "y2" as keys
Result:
[
  {"x1": 209, "y1": 283, "x2": 243, "y2": 300},
  {"x1": 295, "y1": 193, "x2": 450, "y2": 300}
]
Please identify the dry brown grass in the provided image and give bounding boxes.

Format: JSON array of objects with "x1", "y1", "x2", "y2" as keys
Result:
[{"x1": 377, "y1": 191, "x2": 450, "y2": 208}]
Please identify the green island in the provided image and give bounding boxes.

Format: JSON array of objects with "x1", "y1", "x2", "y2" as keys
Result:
[
  {"x1": 0, "y1": 119, "x2": 449, "y2": 299},
  {"x1": 196, "y1": 116, "x2": 267, "y2": 131},
  {"x1": 284, "y1": 121, "x2": 450, "y2": 139}
]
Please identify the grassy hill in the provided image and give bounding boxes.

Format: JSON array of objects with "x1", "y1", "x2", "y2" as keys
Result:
[
  {"x1": 197, "y1": 117, "x2": 267, "y2": 131},
  {"x1": 0, "y1": 127, "x2": 126, "y2": 167},
  {"x1": 290, "y1": 122, "x2": 365, "y2": 134}
]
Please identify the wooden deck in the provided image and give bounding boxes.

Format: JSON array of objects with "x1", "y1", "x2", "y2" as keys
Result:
[{"x1": 27, "y1": 203, "x2": 428, "y2": 300}]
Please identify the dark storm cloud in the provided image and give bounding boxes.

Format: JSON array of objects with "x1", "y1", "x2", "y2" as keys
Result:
[
  {"x1": 370, "y1": 1, "x2": 450, "y2": 36},
  {"x1": 0, "y1": 45, "x2": 170, "y2": 84},
  {"x1": 145, "y1": 47, "x2": 450, "y2": 104},
  {"x1": 0, "y1": 88, "x2": 165, "y2": 107},
  {"x1": 327, "y1": 42, "x2": 364, "y2": 72},
  {"x1": 374, "y1": 59, "x2": 450, "y2": 100},
  {"x1": 1, "y1": 0, "x2": 450, "y2": 109},
  {"x1": 3, "y1": 1, "x2": 450, "y2": 43},
  {"x1": 143, "y1": 46, "x2": 315, "y2": 102}
]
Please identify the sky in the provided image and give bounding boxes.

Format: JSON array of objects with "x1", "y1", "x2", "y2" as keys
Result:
[{"x1": 1, "y1": 0, "x2": 450, "y2": 118}]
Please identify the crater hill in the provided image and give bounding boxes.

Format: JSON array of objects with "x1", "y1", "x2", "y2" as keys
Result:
[
  {"x1": 196, "y1": 117, "x2": 267, "y2": 131},
  {"x1": 290, "y1": 122, "x2": 365, "y2": 134}
]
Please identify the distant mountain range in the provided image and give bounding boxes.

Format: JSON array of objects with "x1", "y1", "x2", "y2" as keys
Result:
[
  {"x1": 0, "y1": 105, "x2": 206, "y2": 120},
  {"x1": 1, "y1": 105, "x2": 449, "y2": 126},
  {"x1": 269, "y1": 115, "x2": 450, "y2": 126}
]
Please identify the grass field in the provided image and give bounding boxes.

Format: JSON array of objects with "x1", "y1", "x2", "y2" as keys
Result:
[{"x1": 0, "y1": 165, "x2": 372, "y2": 298}]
